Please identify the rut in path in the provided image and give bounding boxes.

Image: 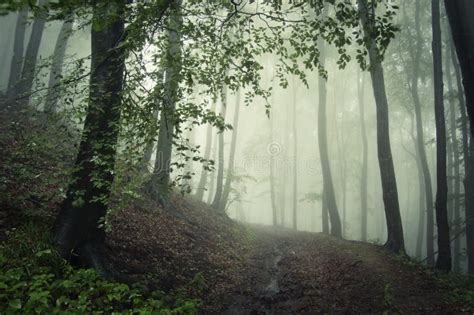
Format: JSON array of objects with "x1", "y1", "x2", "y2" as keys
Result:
[{"x1": 218, "y1": 225, "x2": 453, "y2": 314}]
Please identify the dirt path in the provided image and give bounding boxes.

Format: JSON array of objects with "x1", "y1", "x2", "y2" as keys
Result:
[{"x1": 215, "y1": 225, "x2": 456, "y2": 314}]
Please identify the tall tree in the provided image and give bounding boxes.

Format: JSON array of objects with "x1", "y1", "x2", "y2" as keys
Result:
[
  {"x1": 16, "y1": 0, "x2": 48, "y2": 108},
  {"x1": 432, "y1": 0, "x2": 451, "y2": 271},
  {"x1": 6, "y1": 6, "x2": 28, "y2": 103},
  {"x1": 53, "y1": 1, "x2": 126, "y2": 271},
  {"x1": 149, "y1": 1, "x2": 182, "y2": 207},
  {"x1": 220, "y1": 89, "x2": 241, "y2": 212},
  {"x1": 292, "y1": 78, "x2": 298, "y2": 230},
  {"x1": 357, "y1": 70, "x2": 368, "y2": 242},
  {"x1": 317, "y1": 39, "x2": 342, "y2": 238},
  {"x1": 444, "y1": 1, "x2": 474, "y2": 136},
  {"x1": 44, "y1": 15, "x2": 74, "y2": 114},
  {"x1": 357, "y1": 0, "x2": 405, "y2": 252},
  {"x1": 195, "y1": 99, "x2": 217, "y2": 200},
  {"x1": 211, "y1": 88, "x2": 227, "y2": 210},
  {"x1": 269, "y1": 107, "x2": 278, "y2": 226}
]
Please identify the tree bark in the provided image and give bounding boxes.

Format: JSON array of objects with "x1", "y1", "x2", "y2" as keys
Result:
[
  {"x1": 322, "y1": 187, "x2": 329, "y2": 234},
  {"x1": 220, "y1": 89, "x2": 240, "y2": 212},
  {"x1": 149, "y1": 2, "x2": 182, "y2": 207},
  {"x1": 52, "y1": 1, "x2": 126, "y2": 272},
  {"x1": 16, "y1": 0, "x2": 48, "y2": 108},
  {"x1": 6, "y1": 7, "x2": 28, "y2": 103},
  {"x1": 432, "y1": 0, "x2": 451, "y2": 271},
  {"x1": 317, "y1": 40, "x2": 342, "y2": 238},
  {"x1": 292, "y1": 78, "x2": 298, "y2": 230},
  {"x1": 44, "y1": 15, "x2": 74, "y2": 114},
  {"x1": 357, "y1": 70, "x2": 368, "y2": 242},
  {"x1": 211, "y1": 87, "x2": 228, "y2": 210},
  {"x1": 357, "y1": 0, "x2": 405, "y2": 252}
]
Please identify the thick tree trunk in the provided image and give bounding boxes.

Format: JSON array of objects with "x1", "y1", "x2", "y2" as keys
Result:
[
  {"x1": 149, "y1": 3, "x2": 182, "y2": 207},
  {"x1": 44, "y1": 16, "x2": 74, "y2": 114},
  {"x1": 446, "y1": 42, "x2": 461, "y2": 271},
  {"x1": 444, "y1": 1, "x2": 474, "y2": 137},
  {"x1": 357, "y1": 70, "x2": 368, "y2": 242},
  {"x1": 317, "y1": 40, "x2": 342, "y2": 237},
  {"x1": 211, "y1": 88, "x2": 227, "y2": 210},
  {"x1": 195, "y1": 99, "x2": 217, "y2": 200},
  {"x1": 220, "y1": 90, "x2": 240, "y2": 212},
  {"x1": 52, "y1": 1, "x2": 125, "y2": 271},
  {"x1": 357, "y1": 0, "x2": 405, "y2": 253},
  {"x1": 16, "y1": 0, "x2": 48, "y2": 108},
  {"x1": 6, "y1": 7, "x2": 28, "y2": 103},
  {"x1": 432, "y1": 0, "x2": 451, "y2": 271}
]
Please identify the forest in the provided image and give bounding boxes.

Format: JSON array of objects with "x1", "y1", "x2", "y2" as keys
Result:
[{"x1": 1, "y1": 0, "x2": 474, "y2": 313}]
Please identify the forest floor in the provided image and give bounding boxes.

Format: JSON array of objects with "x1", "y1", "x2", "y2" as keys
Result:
[{"x1": 105, "y1": 196, "x2": 474, "y2": 314}]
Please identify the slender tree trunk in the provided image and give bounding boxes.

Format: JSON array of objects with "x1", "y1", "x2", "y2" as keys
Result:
[
  {"x1": 317, "y1": 40, "x2": 342, "y2": 237},
  {"x1": 444, "y1": 1, "x2": 474, "y2": 137},
  {"x1": 52, "y1": 1, "x2": 126, "y2": 272},
  {"x1": 446, "y1": 42, "x2": 462, "y2": 271},
  {"x1": 292, "y1": 79, "x2": 298, "y2": 230},
  {"x1": 358, "y1": 70, "x2": 368, "y2": 242},
  {"x1": 44, "y1": 16, "x2": 74, "y2": 114},
  {"x1": 6, "y1": 7, "x2": 28, "y2": 103},
  {"x1": 16, "y1": 0, "x2": 48, "y2": 108},
  {"x1": 220, "y1": 90, "x2": 240, "y2": 212},
  {"x1": 149, "y1": 3, "x2": 182, "y2": 207},
  {"x1": 195, "y1": 99, "x2": 217, "y2": 200},
  {"x1": 211, "y1": 87, "x2": 227, "y2": 210},
  {"x1": 322, "y1": 187, "x2": 329, "y2": 234},
  {"x1": 357, "y1": 0, "x2": 405, "y2": 252},
  {"x1": 207, "y1": 138, "x2": 217, "y2": 204},
  {"x1": 432, "y1": 0, "x2": 451, "y2": 271},
  {"x1": 269, "y1": 96, "x2": 278, "y2": 226},
  {"x1": 451, "y1": 38, "x2": 474, "y2": 274}
]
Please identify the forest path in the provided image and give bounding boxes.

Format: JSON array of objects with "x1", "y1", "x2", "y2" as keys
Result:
[{"x1": 220, "y1": 225, "x2": 452, "y2": 314}]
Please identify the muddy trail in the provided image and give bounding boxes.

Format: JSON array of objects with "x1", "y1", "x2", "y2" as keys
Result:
[{"x1": 214, "y1": 225, "x2": 456, "y2": 314}]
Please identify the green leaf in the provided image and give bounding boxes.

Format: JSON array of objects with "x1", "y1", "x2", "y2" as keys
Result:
[{"x1": 9, "y1": 299, "x2": 22, "y2": 310}]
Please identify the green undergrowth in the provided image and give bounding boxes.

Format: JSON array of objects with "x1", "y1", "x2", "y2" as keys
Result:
[{"x1": 0, "y1": 223, "x2": 201, "y2": 314}]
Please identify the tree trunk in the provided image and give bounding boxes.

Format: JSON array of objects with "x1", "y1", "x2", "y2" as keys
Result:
[
  {"x1": 322, "y1": 187, "x2": 329, "y2": 234},
  {"x1": 6, "y1": 7, "x2": 28, "y2": 103},
  {"x1": 357, "y1": 0, "x2": 405, "y2": 253},
  {"x1": 269, "y1": 109, "x2": 278, "y2": 226},
  {"x1": 207, "y1": 139, "x2": 217, "y2": 204},
  {"x1": 211, "y1": 87, "x2": 227, "y2": 210},
  {"x1": 16, "y1": 0, "x2": 48, "y2": 108},
  {"x1": 52, "y1": 1, "x2": 125, "y2": 272},
  {"x1": 292, "y1": 78, "x2": 298, "y2": 230},
  {"x1": 195, "y1": 99, "x2": 217, "y2": 200},
  {"x1": 317, "y1": 40, "x2": 342, "y2": 237},
  {"x1": 444, "y1": 1, "x2": 474, "y2": 137},
  {"x1": 432, "y1": 0, "x2": 451, "y2": 271},
  {"x1": 446, "y1": 41, "x2": 461, "y2": 272},
  {"x1": 149, "y1": 2, "x2": 182, "y2": 207},
  {"x1": 220, "y1": 89, "x2": 240, "y2": 212},
  {"x1": 357, "y1": 70, "x2": 368, "y2": 242},
  {"x1": 44, "y1": 15, "x2": 74, "y2": 114}
]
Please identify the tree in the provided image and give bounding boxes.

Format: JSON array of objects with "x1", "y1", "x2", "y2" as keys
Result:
[
  {"x1": 292, "y1": 78, "x2": 298, "y2": 230},
  {"x1": 211, "y1": 88, "x2": 227, "y2": 210},
  {"x1": 44, "y1": 14, "x2": 74, "y2": 114},
  {"x1": 6, "y1": 6, "x2": 28, "y2": 104},
  {"x1": 357, "y1": 70, "x2": 368, "y2": 242},
  {"x1": 148, "y1": 1, "x2": 182, "y2": 207},
  {"x1": 432, "y1": 0, "x2": 451, "y2": 271},
  {"x1": 317, "y1": 39, "x2": 342, "y2": 238},
  {"x1": 220, "y1": 89, "x2": 241, "y2": 212},
  {"x1": 357, "y1": 0, "x2": 405, "y2": 252},
  {"x1": 52, "y1": 1, "x2": 126, "y2": 271}
]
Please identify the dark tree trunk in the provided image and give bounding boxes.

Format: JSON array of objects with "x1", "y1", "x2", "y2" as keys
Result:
[
  {"x1": 16, "y1": 0, "x2": 48, "y2": 108},
  {"x1": 444, "y1": 1, "x2": 474, "y2": 137},
  {"x1": 211, "y1": 88, "x2": 227, "y2": 210},
  {"x1": 44, "y1": 15, "x2": 74, "y2": 114},
  {"x1": 52, "y1": 1, "x2": 126, "y2": 272},
  {"x1": 149, "y1": 3, "x2": 182, "y2": 207},
  {"x1": 317, "y1": 40, "x2": 342, "y2": 238},
  {"x1": 358, "y1": 70, "x2": 368, "y2": 242},
  {"x1": 357, "y1": 0, "x2": 405, "y2": 253},
  {"x1": 220, "y1": 90, "x2": 240, "y2": 212},
  {"x1": 6, "y1": 7, "x2": 28, "y2": 103},
  {"x1": 322, "y1": 187, "x2": 329, "y2": 234},
  {"x1": 446, "y1": 42, "x2": 461, "y2": 272},
  {"x1": 195, "y1": 99, "x2": 217, "y2": 200},
  {"x1": 432, "y1": 0, "x2": 451, "y2": 271},
  {"x1": 407, "y1": 0, "x2": 435, "y2": 265}
]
